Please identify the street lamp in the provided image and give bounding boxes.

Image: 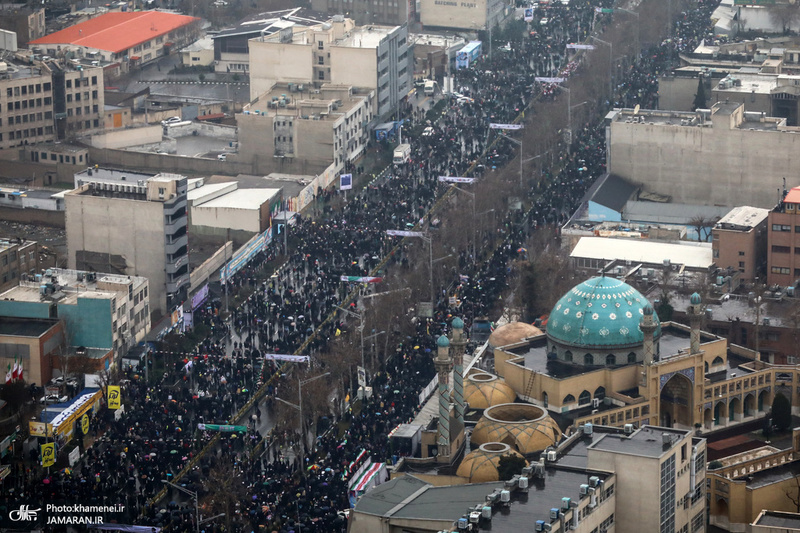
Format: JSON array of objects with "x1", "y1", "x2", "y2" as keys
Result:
[
  {"x1": 274, "y1": 372, "x2": 330, "y2": 477},
  {"x1": 163, "y1": 480, "x2": 200, "y2": 533},
  {"x1": 589, "y1": 36, "x2": 613, "y2": 99},
  {"x1": 336, "y1": 305, "x2": 365, "y2": 387},
  {"x1": 496, "y1": 132, "x2": 524, "y2": 186},
  {"x1": 451, "y1": 185, "x2": 476, "y2": 266}
]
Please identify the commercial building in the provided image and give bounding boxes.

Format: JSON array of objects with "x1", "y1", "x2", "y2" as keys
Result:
[
  {"x1": 188, "y1": 179, "x2": 281, "y2": 239},
  {"x1": 237, "y1": 83, "x2": 373, "y2": 173},
  {"x1": 310, "y1": 0, "x2": 411, "y2": 26},
  {"x1": 0, "y1": 5, "x2": 45, "y2": 46},
  {"x1": 65, "y1": 168, "x2": 189, "y2": 317},
  {"x1": 767, "y1": 186, "x2": 800, "y2": 288},
  {"x1": 0, "y1": 238, "x2": 39, "y2": 292},
  {"x1": 211, "y1": 8, "x2": 328, "y2": 75},
  {"x1": 0, "y1": 59, "x2": 105, "y2": 149},
  {"x1": 418, "y1": 0, "x2": 509, "y2": 31},
  {"x1": 606, "y1": 102, "x2": 800, "y2": 209},
  {"x1": 30, "y1": 11, "x2": 201, "y2": 68},
  {"x1": 0, "y1": 268, "x2": 149, "y2": 365},
  {"x1": 0, "y1": 317, "x2": 62, "y2": 386},
  {"x1": 248, "y1": 16, "x2": 410, "y2": 119},
  {"x1": 712, "y1": 206, "x2": 769, "y2": 283},
  {"x1": 179, "y1": 37, "x2": 214, "y2": 67}
]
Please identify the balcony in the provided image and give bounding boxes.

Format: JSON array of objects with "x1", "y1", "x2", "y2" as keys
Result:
[
  {"x1": 164, "y1": 234, "x2": 188, "y2": 255},
  {"x1": 162, "y1": 197, "x2": 187, "y2": 217},
  {"x1": 166, "y1": 254, "x2": 188, "y2": 274},
  {"x1": 166, "y1": 274, "x2": 189, "y2": 295},
  {"x1": 164, "y1": 215, "x2": 187, "y2": 235}
]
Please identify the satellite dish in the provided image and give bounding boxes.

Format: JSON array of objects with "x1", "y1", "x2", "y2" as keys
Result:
[{"x1": 633, "y1": 104, "x2": 640, "y2": 115}]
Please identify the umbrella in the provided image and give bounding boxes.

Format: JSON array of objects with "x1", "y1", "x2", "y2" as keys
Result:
[{"x1": 170, "y1": 450, "x2": 178, "y2": 455}]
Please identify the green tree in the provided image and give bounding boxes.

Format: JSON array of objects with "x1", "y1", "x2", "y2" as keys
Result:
[
  {"x1": 772, "y1": 392, "x2": 792, "y2": 431},
  {"x1": 497, "y1": 454, "x2": 528, "y2": 481},
  {"x1": 692, "y1": 77, "x2": 707, "y2": 111}
]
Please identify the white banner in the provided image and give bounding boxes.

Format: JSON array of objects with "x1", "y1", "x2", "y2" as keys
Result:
[
  {"x1": 567, "y1": 44, "x2": 595, "y2": 50},
  {"x1": 68, "y1": 446, "x2": 80, "y2": 466},
  {"x1": 340, "y1": 173, "x2": 353, "y2": 191},
  {"x1": 357, "y1": 366, "x2": 367, "y2": 388},
  {"x1": 523, "y1": 7, "x2": 533, "y2": 21},
  {"x1": 438, "y1": 176, "x2": 476, "y2": 183},
  {"x1": 418, "y1": 375, "x2": 438, "y2": 406},
  {"x1": 489, "y1": 123, "x2": 524, "y2": 130},
  {"x1": 386, "y1": 230, "x2": 426, "y2": 238},
  {"x1": 264, "y1": 354, "x2": 310, "y2": 363},
  {"x1": 535, "y1": 77, "x2": 566, "y2": 83}
]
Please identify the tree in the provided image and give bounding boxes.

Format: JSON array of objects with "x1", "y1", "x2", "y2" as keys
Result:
[
  {"x1": 688, "y1": 215, "x2": 717, "y2": 242},
  {"x1": 769, "y1": 3, "x2": 800, "y2": 34},
  {"x1": 785, "y1": 475, "x2": 800, "y2": 513},
  {"x1": 201, "y1": 458, "x2": 247, "y2": 532},
  {"x1": 692, "y1": 77, "x2": 707, "y2": 111},
  {"x1": 772, "y1": 392, "x2": 792, "y2": 431},
  {"x1": 497, "y1": 454, "x2": 528, "y2": 481}
]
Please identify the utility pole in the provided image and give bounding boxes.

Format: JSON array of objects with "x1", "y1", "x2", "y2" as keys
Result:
[{"x1": 275, "y1": 372, "x2": 330, "y2": 476}]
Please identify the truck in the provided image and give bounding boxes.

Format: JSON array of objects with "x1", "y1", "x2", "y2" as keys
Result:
[
  {"x1": 393, "y1": 143, "x2": 411, "y2": 165},
  {"x1": 424, "y1": 80, "x2": 438, "y2": 96},
  {"x1": 455, "y1": 40, "x2": 482, "y2": 70}
]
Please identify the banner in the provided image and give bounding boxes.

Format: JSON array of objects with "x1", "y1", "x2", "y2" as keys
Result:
[
  {"x1": 80, "y1": 414, "x2": 90, "y2": 435},
  {"x1": 41, "y1": 442, "x2": 55, "y2": 468},
  {"x1": 567, "y1": 43, "x2": 595, "y2": 50},
  {"x1": 438, "y1": 176, "x2": 476, "y2": 183},
  {"x1": 68, "y1": 446, "x2": 80, "y2": 467},
  {"x1": 357, "y1": 366, "x2": 367, "y2": 388},
  {"x1": 341, "y1": 276, "x2": 383, "y2": 283},
  {"x1": 191, "y1": 284, "x2": 210, "y2": 311},
  {"x1": 595, "y1": 7, "x2": 614, "y2": 13},
  {"x1": 107, "y1": 385, "x2": 121, "y2": 410},
  {"x1": 220, "y1": 225, "x2": 273, "y2": 284},
  {"x1": 340, "y1": 174, "x2": 353, "y2": 191},
  {"x1": 197, "y1": 423, "x2": 248, "y2": 433},
  {"x1": 386, "y1": 230, "x2": 426, "y2": 238},
  {"x1": 264, "y1": 354, "x2": 310, "y2": 363},
  {"x1": 29, "y1": 421, "x2": 52, "y2": 437},
  {"x1": 535, "y1": 77, "x2": 566, "y2": 83},
  {"x1": 523, "y1": 7, "x2": 533, "y2": 21},
  {"x1": 489, "y1": 123, "x2": 524, "y2": 130}
]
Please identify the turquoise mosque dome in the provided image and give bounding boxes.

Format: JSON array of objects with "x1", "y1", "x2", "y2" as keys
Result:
[
  {"x1": 437, "y1": 335, "x2": 450, "y2": 348},
  {"x1": 547, "y1": 277, "x2": 661, "y2": 350}
]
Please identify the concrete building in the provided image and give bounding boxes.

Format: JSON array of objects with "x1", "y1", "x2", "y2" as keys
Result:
[
  {"x1": 752, "y1": 511, "x2": 800, "y2": 533},
  {"x1": 238, "y1": 83, "x2": 373, "y2": 173},
  {"x1": 179, "y1": 37, "x2": 214, "y2": 67},
  {"x1": 0, "y1": 238, "x2": 38, "y2": 292},
  {"x1": 30, "y1": 11, "x2": 201, "y2": 68},
  {"x1": 0, "y1": 268, "x2": 149, "y2": 365},
  {"x1": 65, "y1": 168, "x2": 189, "y2": 318},
  {"x1": 712, "y1": 206, "x2": 769, "y2": 283},
  {"x1": 418, "y1": 0, "x2": 509, "y2": 31},
  {"x1": 0, "y1": 317, "x2": 62, "y2": 386},
  {"x1": 0, "y1": 59, "x2": 105, "y2": 149},
  {"x1": 0, "y1": 5, "x2": 44, "y2": 47},
  {"x1": 248, "y1": 17, "x2": 410, "y2": 119},
  {"x1": 607, "y1": 102, "x2": 800, "y2": 210},
  {"x1": 310, "y1": 0, "x2": 411, "y2": 26},
  {"x1": 411, "y1": 33, "x2": 466, "y2": 83},
  {"x1": 767, "y1": 186, "x2": 800, "y2": 288},
  {"x1": 188, "y1": 179, "x2": 281, "y2": 239},
  {"x1": 212, "y1": 8, "x2": 328, "y2": 75}
]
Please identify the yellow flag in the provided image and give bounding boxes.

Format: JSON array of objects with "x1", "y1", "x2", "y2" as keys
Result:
[
  {"x1": 81, "y1": 414, "x2": 90, "y2": 435},
  {"x1": 41, "y1": 442, "x2": 55, "y2": 468},
  {"x1": 335, "y1": 328, "x2": 342, "y2": 337},
  {"x1": 107, "y1": 385, "x2": 121, "y2": 410}
]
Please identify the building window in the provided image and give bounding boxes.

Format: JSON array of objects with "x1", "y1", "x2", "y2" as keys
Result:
[
  {"x1": 661, "y1": 454, "x2": 676, "y2": 533},
  {"x1": 772, "y1": 245, "x2": 790, "y2": 253},
  {"x1": 318, "y1": 71, "x2": 325, "y2": 80},
  {"x1": 772, "y1": 224, "x2": 791, "y2": 232},
  {"x1": 772, "y1": 266, "x2": 791, "y2": 275}
]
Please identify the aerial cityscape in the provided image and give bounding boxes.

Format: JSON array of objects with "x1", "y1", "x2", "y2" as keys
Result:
[{"x1": 1, "y1": 0, "x2": 800, "y2": 531}]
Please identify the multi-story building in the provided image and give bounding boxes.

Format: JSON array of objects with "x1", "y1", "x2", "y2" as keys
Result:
[
  {"x1": 310, "y1": 0, "x2": 410, "y2": 26},
  {"x1": 0, "y1": 268, "x2": 149, "y2": 366},
  {"x1": 0, "y1": 238, "x2": 38, "y2": 292},
  {"x1": 0, "y1": 4, "x2": 45, "y2": 46},
  {"x1": 65, "y1": 168, "x2": 189, "y2": 318},
  {"x1": 0, "y1": 58, "x2": 105, "y2": 149},
  {"x1": 248, "y1": 16, "x2": 411, "y2": 119},
  {"x1": 767, "y1": 186, "x2": 800, "y2": 288},
  {"x1": 30, "y1": 11, "x2": 201, "y2": 68},
  {"x1": 237, "y1": 83, "x2": 373, "y2": 173},
  {"x1": 712, "y1": 206, "x2": 769, "y2": 283},
  {"x1": 418, "y1": 0, "x2": 509, "y2": 31}
]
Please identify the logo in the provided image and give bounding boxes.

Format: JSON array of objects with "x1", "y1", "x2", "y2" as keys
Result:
[{"x1": 9, "y1": 505, "x2": 41, "y2": 521}]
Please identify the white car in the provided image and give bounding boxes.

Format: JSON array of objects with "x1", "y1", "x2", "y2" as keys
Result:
[
  {"x1": 422, "y1": 127, "x2": 435, "y2": 137},
  {"x1": 40, "y1": 394, "x2": 68, "y2": 404},
  {"x1": 217, "y1": 153, "x2": 227, "y2": 161},
  {"x1": 161, "y1": 116, "x2": 181, "y2": 126}
]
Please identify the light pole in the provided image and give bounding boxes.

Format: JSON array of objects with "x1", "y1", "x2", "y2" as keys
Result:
[
  {"x1": 589, "y1": 36, "x2": 613, "y2": 100},
  {"x1": 615, "y1": 8, "x2": 640, "y2": 56},
  {"x1": 496, "y1": 132, "x2": 523, "y2": 186},
  {"x1": 451, "y1": 185, "x2": 476, "y2": 265},
  {"x1": 336, "y1": 305, "x2": 365, "y2": 386},
  {"x1": 163, "y1": 480, "x2": 200, "y2": 533},
  {"x1": 275, "y1": 372, "x2": 330, "y2": 476}
]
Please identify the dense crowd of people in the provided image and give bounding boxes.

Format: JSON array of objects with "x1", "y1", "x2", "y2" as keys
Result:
[{"x1": 1, "y1": 1, "x2": 722, "y2": 531}]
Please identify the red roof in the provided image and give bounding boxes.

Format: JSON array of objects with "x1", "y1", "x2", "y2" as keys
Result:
[
  {"x1": 784, "y1": 186, "x2": 800, "y2": 204},
  {"x1": 31, "y1": 11, "x2": 199, "y2": 55}
]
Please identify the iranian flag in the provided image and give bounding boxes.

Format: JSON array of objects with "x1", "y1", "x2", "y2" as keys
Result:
[
  {"x1": 11, "y1": 358, "x2": 19, "y2": 382},
  {"x1": 14, "y1": 359, "x2": 22, "y2": 381},
  {"x1": 340, "y1": 276, "x2": 383, "y2": 283},
  {"x1": 4, "y1": 363, "x2": 11, "y2": 384}
]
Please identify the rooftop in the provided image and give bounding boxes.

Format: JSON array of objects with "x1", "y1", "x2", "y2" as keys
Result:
[
  {"x1": 588, "y1": 425, "x2": 691, "y2": 459},
  {"x1": 30, "y1": 11, "x2": 200, "y2": 54},
  {"x1": 715, "y1": 205, "x2": 769, "y2": 231},
  {"x1": 213, "y1": 7, "x2": 328, "y2": 40},
  {"x1": 194, "y1": 188, "x2": 280, "y2": 210},
  {"x1": 715, "y1": 72, "x2": 778, "y2": 94},
  {"x1": 0, "y1": 267, "x2": 147, "y2": 306},
  {"x1": 570, "y1": 237, "x2": 714, "y2": 270},
  {"x1": 745, "y1": 461, "x2": 800, "y2": 490},
  {"x1": 245, "y1": 83, "x2": 368, "y2": 120},
  {"x1": 0, "y1": 317, "x2": 58, "y2": 338},
  {"x1": 335, "y1": 25, "x2": 397, "y2": 49},
  {"x1": 609, "y1": 104, "x2": 784, "y2": 131},
  {"x1": 755, "y1": 510, "x2": 800, "y2": 530}
]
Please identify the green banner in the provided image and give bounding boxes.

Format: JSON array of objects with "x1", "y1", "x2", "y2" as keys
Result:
[
  {"x1": 733, "y1": 0, "x2": 775, "y2": 5},
  {"x1": 197, "y1": 423, "x2": 248, "y2": 433}
]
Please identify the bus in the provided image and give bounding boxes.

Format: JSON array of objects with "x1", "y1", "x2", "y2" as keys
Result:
[{"x1": 455, "y1": 41, "x2": 482, "y2": 70}]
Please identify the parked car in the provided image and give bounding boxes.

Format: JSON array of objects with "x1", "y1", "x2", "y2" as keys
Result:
[
  {"x1": 161, "y1": 116, "x2": 181, "y2": 126},
  {"x1": 39, "y1": 394, "x2": 68, "y2": 404}
]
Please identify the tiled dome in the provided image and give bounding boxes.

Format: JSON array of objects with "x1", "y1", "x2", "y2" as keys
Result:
[
  {"x1": 489, "y1": 322, "x2": 543, "y2": 348},
  {"x1": 464, "y1": 372, "x2": 517, "y2": 410},
  {"x1": 471, "y1": 403, "x2": 561, "y2": 455},
  {"x1": 457, "y1": 442, "x2": 525, "y2": 483},
  {"x1": 547, "y1": 277, "x2": 661, "y2": 349}
]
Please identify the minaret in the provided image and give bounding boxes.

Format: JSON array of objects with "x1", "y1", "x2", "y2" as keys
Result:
[
  {"x1": 435, "y1": 334, "x2": 452, "y2": 458},
  {"x1": 688, "y1": 292, "x2": 703, "y2": 354},
  {"x1": 641, "y1": 303, "x2": 657, "y2": 366},
  {"x1": 450, "y1": 317, "x2": 467, "y2": 424}
]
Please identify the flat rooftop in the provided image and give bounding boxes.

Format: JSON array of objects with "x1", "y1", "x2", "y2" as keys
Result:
[
  {"x1": 588, "y1": 426, "x2": 691, "y2": 459},
  {"x1": 74, "y1": 167, "x2": 156, "y2": 185},
  {"x1": 611, "y1": 106, "x2": 783, "y2": 131},
  {"x1": 194, "y1": 188, "x2": 280, "y2": 210},
  {"x1": 746, "y1": 461, "x2": 800, "y2": 490},
  {"x1": 336, "y1": 26, "x2": 395, "y2": 48},
  {"x1": 716, "y1": 73, "x2": 777, "y2": 94},
  {"x1": 715, "y1": 205, "x2": 769, "y2": 231},
  {"x1": 247, "y1": 83, "x2": 366, "y2": 119},
  {"x1": 0, "y1": 317, "x2": 58, "y2": 337},
  {"x1": 0, "y1": 268, "x2": 147, "y2": 306},
  {"x1": 755, "y1": 511, "x2": 800, "y2": 530},
  {"x1": 571, "y1": 237, "x2": 713, "y2": 270}
]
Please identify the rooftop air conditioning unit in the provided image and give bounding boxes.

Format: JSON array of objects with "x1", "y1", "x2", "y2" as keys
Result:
[
  {"x1": 579, "y1": 484, "x2": 589, "y2": 496},
  {"x1": 550, "y1": 509, "x2": 560, "y2": 520},
  {"x1": 546, "y1": 450, "x2": 557, "y2": 462}
]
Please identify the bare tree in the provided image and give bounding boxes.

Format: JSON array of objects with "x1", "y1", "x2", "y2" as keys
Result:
[
  {"x1": 785, "y1": 475, "x2": 800, "y2": 512},
  {"x1": 201, "y1": 458, "x2": 248, "y2": 532},
  {"x1": 769, "y1": 3, "x2": 800, "y2": 34},
  {"x1": 688, "y1": 215, "x2": 719, "y2": 242}
]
